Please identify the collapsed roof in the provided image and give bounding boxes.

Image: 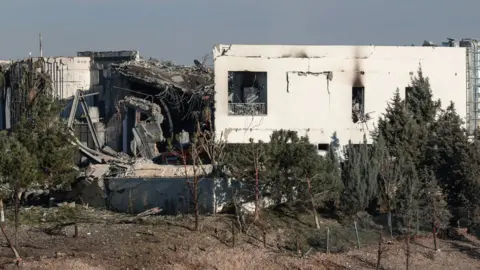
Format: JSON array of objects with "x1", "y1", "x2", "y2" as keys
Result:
[{"x1": 111, "y1": 58, "x2": 214, "y2": 95}]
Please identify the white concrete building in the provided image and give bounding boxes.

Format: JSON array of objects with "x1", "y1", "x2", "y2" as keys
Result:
[
  {"x1": 213, "y1": 44, "x2": 467, "y2": 149},
  {"x1": 33, "y1": 57, "x2": 92, "y2": 99}
]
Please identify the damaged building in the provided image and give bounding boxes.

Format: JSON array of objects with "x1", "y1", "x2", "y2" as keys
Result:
[
  {"x1": 0, "y1": 50, "x2": 223, "y2": 214},
  {"x1": 213, "y1": 44, "x2": 467, "y2": 152},
  {"x1": 0, "y1": 40, "x2": 473, "y2": 213}
]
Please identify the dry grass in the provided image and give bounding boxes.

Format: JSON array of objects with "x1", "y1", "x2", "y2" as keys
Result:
[{"x1": 0, "y1": 206, "x2": 479, "y2": 269}]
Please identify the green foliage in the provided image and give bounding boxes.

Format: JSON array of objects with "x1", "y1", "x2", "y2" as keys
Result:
[
  {"x1": 424, "y1": 103, "x2": 470, "y2": 207},
  {"x1": 224, "y1": 139, "x2": 269, "y2": 199},
  {"x1": 339, "y1": 136, "x2": 379, "y2": 216},
  {"x1": 264, "y1": 130, "x2": 342, "y2": 206},
  {"x1": 406, "y1": 67, "x2": 441, "y2": 125},
  {"x1": 375, "y1": 89, "x2": 421, "y2": 161},
  {"x1": 0, "y1": 131, "x2": 38, "y2": 198},
  {"x1": 224, "y1": 131, "x2": 343, "y2": 209},
  {"x1": 0, "y1": 65, "x2": 78, "y2": 201},
  {"x1": 376, "y1": 135, "x2": 406, "y2": 213},
  {"x1": 418, "y1": 169, "x2": 452, "y2": 229},
  {"x1": 14, "y1": 94, "x2": 78, "y2": 189}
]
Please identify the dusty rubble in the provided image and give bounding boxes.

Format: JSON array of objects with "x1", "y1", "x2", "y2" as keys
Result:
[
  {"x1": 4, "y1": 53, "x2": 218, "y2": 214},
  {"x1": 111, "y1": 58, "x2": 214, "y2": 94}
]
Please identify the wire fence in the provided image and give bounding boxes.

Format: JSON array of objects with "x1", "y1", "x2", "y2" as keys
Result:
[{"x1": 286, "y1": 212, "x2": 455, "y2": 254}]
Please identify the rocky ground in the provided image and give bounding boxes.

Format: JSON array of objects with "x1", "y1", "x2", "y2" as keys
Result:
[{"x1": 1, "y1": 206, "x2": 480, "y2": 270}]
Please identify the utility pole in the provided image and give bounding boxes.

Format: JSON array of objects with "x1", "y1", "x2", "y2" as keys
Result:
[{"x1": 39, "y1": 34, "x2": 43, "y2": 57}]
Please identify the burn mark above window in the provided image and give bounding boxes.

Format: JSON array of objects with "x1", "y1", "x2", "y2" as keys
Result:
[
  {"x1": 352, "y1": 87, "x2": 365, "y2": 123},
  {"x1": 228, "y1": 71, "x2": 267, "y2": 116}
]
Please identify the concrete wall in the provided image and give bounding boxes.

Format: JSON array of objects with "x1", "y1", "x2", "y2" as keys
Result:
[
  {"x1": 106, "y1": 177, "x2": 235, "y2": 215},
  {"x1": 35, "y1": 57, "x2": 92, "y2": 99},
  {"x1": 213, "y1": 44, "x2": 467, "y2": 146}
]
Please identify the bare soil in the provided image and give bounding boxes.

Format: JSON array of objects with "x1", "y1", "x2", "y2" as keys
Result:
[{"x1": 1, "y1": 206, "x2": 480, "y2": 270}]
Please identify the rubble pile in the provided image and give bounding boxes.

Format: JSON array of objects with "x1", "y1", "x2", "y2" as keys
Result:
[
  {"x1": 124, "y1": 159, "x2": 213, "y2": 178},
  {"x1": 111, "y1": 58, "x2": 214, "y2": 94},
  {"x1": 119, "y1": 96, "x2": 165, "y2": 159}
]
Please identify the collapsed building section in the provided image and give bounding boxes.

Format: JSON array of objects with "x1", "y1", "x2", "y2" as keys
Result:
[
  {"x1": 0, "y1": 52, "x2": 221, "y2": 214},
  {"x1": 110, "y1": 58, "x2": 214, "y2": 142},
  {"x1": 118, "y1": 96, "x2": 164, "y2": 159}
]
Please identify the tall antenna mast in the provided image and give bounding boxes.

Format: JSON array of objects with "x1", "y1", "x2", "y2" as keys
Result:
[{"x1": 39, "y1": 34, "x2": 43, "y2": 57}]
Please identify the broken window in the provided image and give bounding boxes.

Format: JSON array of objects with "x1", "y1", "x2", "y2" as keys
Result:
[
  {"x1": 405, "y1": 87, "x2": 413, "y2": 101},
  {"x1": 228, "y1": 71, "x2": 267, "y2": 116},
  {"x1": 352, "y1": 87, "x2": 365, "y2": 123},
  {"x1": 317, "y1": 144, "x2": 329, "y2": 151}
]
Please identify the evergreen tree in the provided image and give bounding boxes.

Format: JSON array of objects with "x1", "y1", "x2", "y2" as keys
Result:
[
  {"x1": 425, "y1": 102, "x2": 470, "y2": 209},
  {"x1": 419, "y1": 169, "x2": 451, "y2": 231},
  {"x1": 224, "y1": 139, "x2": 270, "y2": 211},
  {"x1": 376, "y1": 135, "x2": 406, "y2": 213},
  {"x1": 323, "y1": 132, "x2": 343, "y2": 206},
  {"x1": 294, "y1": 135, "x2": 343, "y2": 209},
  {"x1": 406, "y1": 67, "x2": 441, "y2": 125},
  {"x1": 339, "y1": 136, "x2": 379, "y2": 216},
  {"x1": 375, "y1": 89, "x2": 421, "y2": 162},
  {"x1": 0, "y1": 130, "x2": 39, "y2": 244},
  {"x1": 14, "y1": 84, "x2": 78, "y2": 190},
  {"x1": 396, "y1": 160, "x2": 421, "y2": 230},
  {"x1": 264, "y1": 130, "x2": 314, "y2": 204},
  {"x1": 0, "y1": 131, "x2": 38, "y2": 196}
]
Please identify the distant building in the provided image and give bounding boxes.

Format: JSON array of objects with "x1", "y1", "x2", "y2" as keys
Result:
[{"x1": 213, "y1": 44, "x2": 467, "y2": 151}]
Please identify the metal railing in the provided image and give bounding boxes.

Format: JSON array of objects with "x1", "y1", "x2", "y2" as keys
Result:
[{"x1": 228, "y1": 103, "x2": 267, "y2": 116}]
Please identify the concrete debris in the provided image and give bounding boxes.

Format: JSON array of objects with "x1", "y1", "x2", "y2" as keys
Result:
[
  {"x1": 120, "y1": 96, "x2": 163, "y2": 118},
  {"x1": 0, "y1": 61, "x2": 11, "y2": 70},
  {"x1": 132, "y1": 123, "x2": 162, "y2": 159},
  {"x1": 119, "y1": 96, "x2": 165, "y2": 159},
  {"x1": 136, "y1": 207, "x2": 162, "y2": 218},
  {"x1": 56, "y1": 202, "x2": 76, "y2": 208},
  {"x1": 177, "y1": 130, "x2": 190, "y2": 145},
  {"x1": 111, "y1": 58, "x2": 214, "y2": 94},
  {"x1": 125, "y1": 159, "x2": 213, "y2": 178},
  {"x1": 84, "y1": 164, "x2": 111, "y2": 179}
]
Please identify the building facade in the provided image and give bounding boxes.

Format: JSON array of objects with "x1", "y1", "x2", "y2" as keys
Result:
[{"x1": 213, "y1": 44, "x2": 467, "y2": 150}]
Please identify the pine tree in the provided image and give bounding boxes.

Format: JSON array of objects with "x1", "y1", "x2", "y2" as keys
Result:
[
  {"x1": 419, "y1": 169, "x2": 451, "y2": 232},
  {"x1": 224, "y1": 139, "x2": 269, "y2": 218},
  {"x1": 14, "y1": 84, "x2": 78, "y2": 190},
  {"x1": 406, "y1": 67, "x2": 440, "y2": 125},
  {"x1": 264, "y1": 130, "x2": 307, "y2": 204},
  {"x1": 0, "y1": 130, "x2": 38, "y2": 245},
  {"x1": 375, "y1": 89, "x2": 421, "y2": 162},
  {"x1": 323, "y1": 132, "x2": 343, "y2": 206},
  {"x1": 425, "y1": 102, "x2": 470, "y2": 210},
  {"x1": 376, "y1": 135, "x2": 406, "y2": 213},
  {"x1": 340, "y1": 135, "x2": 379, "y2": 216}
]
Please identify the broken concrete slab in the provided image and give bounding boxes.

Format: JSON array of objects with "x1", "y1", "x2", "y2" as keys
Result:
[
  {"x1": 111, "y1": 58, "x2": 214, "y2": 94},
  {"x1": 125, "y1": 159, "x2": 213, "y2": 178}
]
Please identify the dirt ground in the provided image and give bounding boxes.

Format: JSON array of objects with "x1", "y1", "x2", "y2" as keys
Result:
[{"x1": 1, "y1": 206, "x2": 480, "y2": 270}]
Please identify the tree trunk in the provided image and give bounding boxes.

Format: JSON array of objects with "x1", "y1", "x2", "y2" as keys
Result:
[
  {"x1": 376, "y1": 232, "x2": 383, "y2": 270},
  {"x1": 0, "y1": 199, "x2": 4, "y2": 223},
  {"x1": 0, "y1": 199, "x2": 21, "y2": 262},
  {"x1": 307, "y1": 178, "x2": 320, "y2": 229},
  {"x1": 406, "y1": 218, "x2": 411, "y2": 270},
  {"x1": 254, "y1": 166, "x2": 259, "y2": 220},
  {"x1": 14, "y1": 189, "x2": 20, "y2": 246},
  {"x1": 432, "y1": 198, "x2": 437, "y2": 250}
]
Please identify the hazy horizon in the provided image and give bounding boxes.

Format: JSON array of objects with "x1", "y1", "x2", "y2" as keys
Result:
[{"x1": 1, "y1": 0, "x2": 479, "y2": 64}]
